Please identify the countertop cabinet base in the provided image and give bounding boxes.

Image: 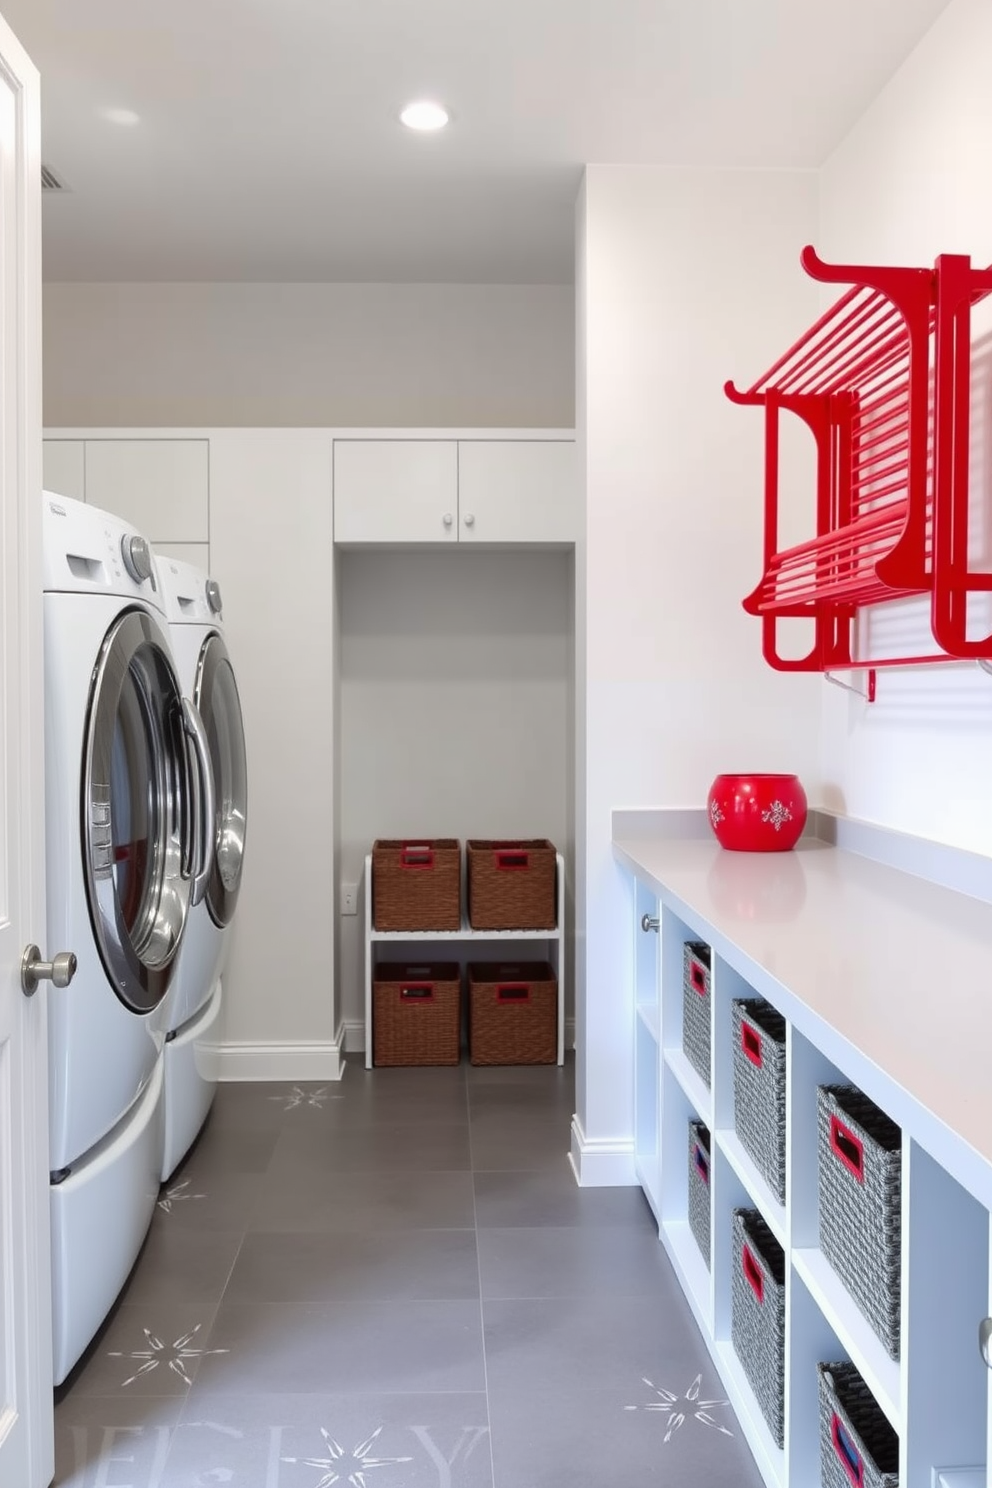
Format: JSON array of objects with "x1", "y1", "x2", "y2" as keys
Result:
[{"x1": 627, "y1": 870, "x2": 992, "y2": 1488}]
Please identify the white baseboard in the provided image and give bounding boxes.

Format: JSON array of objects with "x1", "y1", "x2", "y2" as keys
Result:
[
  {"x1": 568, "y1": 1114, "x2": 637, "y2": 1187},
  {"x1": 342, "y1": 1019, "x2": 366, "y2": 1053},
  {"x1": 342, "y1": 1017, "x2": 577, "y2": 1054},
  {"x1": 217, "y1": 1038, "x2": 345, "y2": 1082}
]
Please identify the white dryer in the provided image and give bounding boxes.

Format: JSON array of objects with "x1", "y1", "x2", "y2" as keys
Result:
[
  {"x1": 43, "y1": 494, "x2": 214, "y2": 1384},
  {"x1": 155, "y1": 556, "x2": 247, "y2": 1180}
]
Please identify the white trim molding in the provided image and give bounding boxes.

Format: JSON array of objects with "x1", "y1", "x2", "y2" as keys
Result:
[
  {"x1": 568, "y1": 1115, "x2": 637, "y2": 1187},
  {"x1": 218, "y1": 1039, "x2": 345, "y2": 1083}
]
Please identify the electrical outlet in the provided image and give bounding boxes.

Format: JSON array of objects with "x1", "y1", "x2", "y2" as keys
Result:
[{"x1": 340, "y1": 884, "x2": 358, "y2": 916}]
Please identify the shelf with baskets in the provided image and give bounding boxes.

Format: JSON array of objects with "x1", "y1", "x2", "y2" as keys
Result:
[
  {"x1": 362, "y1": 848, "x2": 565, "y2": 1070},
  {"x1": 617, "y1": 832, "x2": 992, "y2": 1488}
]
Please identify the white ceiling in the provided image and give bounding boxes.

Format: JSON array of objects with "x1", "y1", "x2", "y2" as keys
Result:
[{"x1": 4, "y1": 0, "x2": 952, "y2": 284}]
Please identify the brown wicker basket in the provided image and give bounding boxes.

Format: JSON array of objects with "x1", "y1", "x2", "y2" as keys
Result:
[
  {"x1": 468, "y1": 961, "x2": 557, "y2": 1065},
  {"x1": 372, "y1": 839, "x2": 461, "y2": 931},
  {"x1": 466, "y1": 839, "x2": 557, "y2": 930},
  {"x1": 372, "y1": 962, "x2": 461, "y2": 1066}
]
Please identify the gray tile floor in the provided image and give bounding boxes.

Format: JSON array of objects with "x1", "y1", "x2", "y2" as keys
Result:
[{"x1": 54, "y1": 1058, "x2": 764, "y2": 1487}]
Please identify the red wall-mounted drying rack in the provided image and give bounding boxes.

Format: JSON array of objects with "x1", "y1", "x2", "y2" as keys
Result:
[{"x1": 725, "y1": 246, "x2": 992, "y2": 681}]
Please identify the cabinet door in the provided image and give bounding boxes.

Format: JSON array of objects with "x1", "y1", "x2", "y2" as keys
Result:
[
  {"x1": 84, "y1": 439, "x2": 209, "y2": 543},
  {"x1": 333, "y1": 440, "x2": 457, "y2": 544},
  {"x1": 42, "y1": 440, "x2": 85, "y2": 502},
  {"x1": 457, "y1": 440, "x2": 576, "y2": 543}
]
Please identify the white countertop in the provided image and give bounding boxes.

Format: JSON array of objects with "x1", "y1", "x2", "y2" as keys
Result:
[{"x1": 614, "y1": 833, "x2": 992, "y2": 1210}]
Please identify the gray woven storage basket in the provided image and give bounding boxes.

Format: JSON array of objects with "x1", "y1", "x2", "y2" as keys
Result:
[
  {"x1": 817, "y1": 1084, "x2": 902, "y2": 1360},
  {"x1": 731, "y1": 1207, "x2": 785, "y2": 1448},
  {"x1": 682, "y1": 942, "x2": 711, "y2": 1087},
  {"x1": 817, "y1": 1362, "x2": 899, "y2": 1488},
  {"x1": 733, "y1": 998, "x2": 787, "y2": 1204},
  {"x1": 687, "y1": 1121, "x2": 711, "y2": 1269}
]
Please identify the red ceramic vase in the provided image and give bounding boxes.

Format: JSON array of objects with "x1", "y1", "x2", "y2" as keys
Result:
[{"x1": 706, "y1": 773, "x2": 807, "y2": 852}]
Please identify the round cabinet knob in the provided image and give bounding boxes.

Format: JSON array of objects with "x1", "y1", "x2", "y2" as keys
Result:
[
  {"x1": 980, "y1": 1317, "x2": 992, "y2": 1368},
  {"x1": 463, "y1": 513, "x2": 475, "y2": 529},
  {"x1": 121, "y1": 533, "x2": 153, "y2": 584},
  {"x1": 641, "y1": 914, "x2": 659, "y2": 933},
  {"x1": 442, "y1": 513, "x2": 454, "y2": 528},
  {"x1": 205, "y1": 578, "x2": 223, "y2": 614}
]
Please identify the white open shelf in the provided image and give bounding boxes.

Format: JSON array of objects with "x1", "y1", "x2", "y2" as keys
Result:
[
  {"x1": 363, "y1": 850, "x2": 565, "y2": 1069},
  {"x1": 622, "y1": 843, "x2": 992, "y2": 1488},
  {"x1": 637, "y1": 1003, "x2": 660, "y2": 1044},
  {"x1": 791, "y1": 1246, "x2": 901, "y2": 1431},
  {"x1": 716, "y1": 1128, "x2": 787, "y2": 1253},
  {"x1": 663, "y1": 1044, "x2": 712, "y2": 1128}
]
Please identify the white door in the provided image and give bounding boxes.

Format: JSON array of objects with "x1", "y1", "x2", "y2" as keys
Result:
[
  {"x1": 457, "y1": 439, "x2": 577, "y2": 543},
  {"x1": 0, "y1": 12, "x2": 53, "y2": 1488}
]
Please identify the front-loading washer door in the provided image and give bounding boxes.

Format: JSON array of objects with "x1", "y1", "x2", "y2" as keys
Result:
[
  {"x1": 194, "y1": 631, "x2": 247, "y2": 929},
  {"x1": 83, "y1": 607, "x2": 194, "y2": 1013}
]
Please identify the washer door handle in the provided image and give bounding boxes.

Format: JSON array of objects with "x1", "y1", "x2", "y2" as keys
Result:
[
  {"x1": 21, "y1": 944, "x2": 77, "y2": 996},
  {"x1": 182, "y1": 697, "x2": 217, "y2": 908}
]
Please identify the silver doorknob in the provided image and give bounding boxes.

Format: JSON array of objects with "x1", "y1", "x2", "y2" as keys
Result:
[
  {"x1": 641, "y1": 914, "x2": 659, "y2": 933},
  {"x1": 21, "y1": 944, "x2": 77, "y2": 997},
  {"x1": 980, "y1": 1317, "x2": 992, "y2": 1368},
  {"x1": 463, "y1": 513, "x2": 475, "y2": 528}
]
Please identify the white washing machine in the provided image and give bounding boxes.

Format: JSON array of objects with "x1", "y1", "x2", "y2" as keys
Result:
[
  {"x1": 155, "y1": 555, "x2": 247, "y2": 1181},
  {"x1": 43, "y1": 494, "x2": 215, "y2": 1384}
]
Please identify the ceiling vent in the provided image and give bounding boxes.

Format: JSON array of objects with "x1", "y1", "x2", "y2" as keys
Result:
[{"x1": 41, "y1": 163, "x2": 69, "y2": 192}]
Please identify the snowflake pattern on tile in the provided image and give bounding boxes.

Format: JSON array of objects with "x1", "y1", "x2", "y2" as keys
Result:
[
  {"x1": 108, "y1": 1323, "x2": 229, "y2": 1387},
  {"x1": 709, "y1": 800, "x2": 725, "y2": 827},
  {"x1": 157, "y1": 1176, "x2": 206, "y2": 1213},
  {"x1": 760, "y1": 799, "x2": 793, "y2": 831},
  {"x1": 282, "y1": 1425, "x2": 413, "y2": 1487},
  {"x1": 624, "y1": 1373, "x2": 734, "y2": 1443},
  {"x1": 269, "y1": 1085, "x2": 338, "y2": 1111}
]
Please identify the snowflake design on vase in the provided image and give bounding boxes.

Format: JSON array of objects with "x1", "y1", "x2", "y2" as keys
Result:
[
  {"x1": 157, "y1": 1176, "x2": 206, "y2": 1213},
  {"x1": 282, "y1": 1425, "x2": 413, "y2": 1487},
  {"x1": 760, "y1": 799, "x2": 793, "y2": 831},
  {"x1": 270, "y1": 1085, "x2": 336, "y2": 1111},
  {"x1": 624, "y1": 1373, "x2": 734, "y2": 1442},
  {"x1": 108, "y1": 1323, "x2": 229, "y2": 1387},
  {"x1": 709, "y1": 800, "x2": 725, "y2": 828}
]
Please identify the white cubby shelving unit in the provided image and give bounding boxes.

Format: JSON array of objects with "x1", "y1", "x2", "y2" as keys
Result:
[
  {"x1": 363, "y1": 850, "x2": 565, "y2": 1070},
  {"x1": 619, "y1": 831, "x2": 992, "y2": 1488}
]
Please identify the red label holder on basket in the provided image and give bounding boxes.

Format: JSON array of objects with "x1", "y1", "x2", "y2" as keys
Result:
[
  {"x1": 742, "y1": 1244, "x2": 764, "y2": 1304},
  {"x1": 831, "y1": 1413, "x2": 864, "y2": 1488},
  {"x1": 693, "y1": 1143, "x2": 709, "y2": 1184},
  {"x1": 689, "y1": 960, "x2": 707, "y2": 996},
  {"x1": 830, "y1": 1114, "x2": 865, "y2": 1183},
  {"x1": 400, "y1": 843, "x2": 434, "y2": 869},
  {"x1": 496, "y1": 849, "x2": 529, "y2": 870},
  {"x1": 496, "y1": 983, "x2": 530, "y2": 1003},
  {"x1": 742, "y1": 1023, "x2": 763, "y2": 1067},
  {"x1": 399, "y1": 981, "x2": 435, "y2": 1003}
]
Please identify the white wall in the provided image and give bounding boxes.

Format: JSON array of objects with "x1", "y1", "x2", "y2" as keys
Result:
[
  {"x1": 208, "y1": 430, "x2": 338, "y2": 1073},
  {"x1": 337, "y1": 548, "x2": 573, "y2": 1040},
  {"x1": 574, "y1": 165, "x2": 823, "y2": 1181},
  {"x1": 818, "y1": 0, "x2": 992, "y2": 853},
  {"x1": 42, "y1": 282, "x2": 574, "y2": 430}
]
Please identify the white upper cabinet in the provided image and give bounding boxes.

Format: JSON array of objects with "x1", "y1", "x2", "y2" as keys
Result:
[
  {"x1": 334, "y1": 440, "x2": 458, "y2": 544},
  {"x1": 457, "y1": 440, "x2": 576, "y2": 543},
  {"x1": 42, "y1": 440, "x2": 85, "y2": 503},
  {"x1": 333, "y1": 436, "x2": 576, "y2": 545},
  {"x1": 84, "y1": 439, "x2": 209, "y2": 543}
]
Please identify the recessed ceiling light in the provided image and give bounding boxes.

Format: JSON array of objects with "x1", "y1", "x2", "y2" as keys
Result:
[
  {"x1": 101, "y1": 106, "x2": 140, "y2": 127},
  {"x1": 400, "y1": 99, "x2": 449, "y2": 132}
]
